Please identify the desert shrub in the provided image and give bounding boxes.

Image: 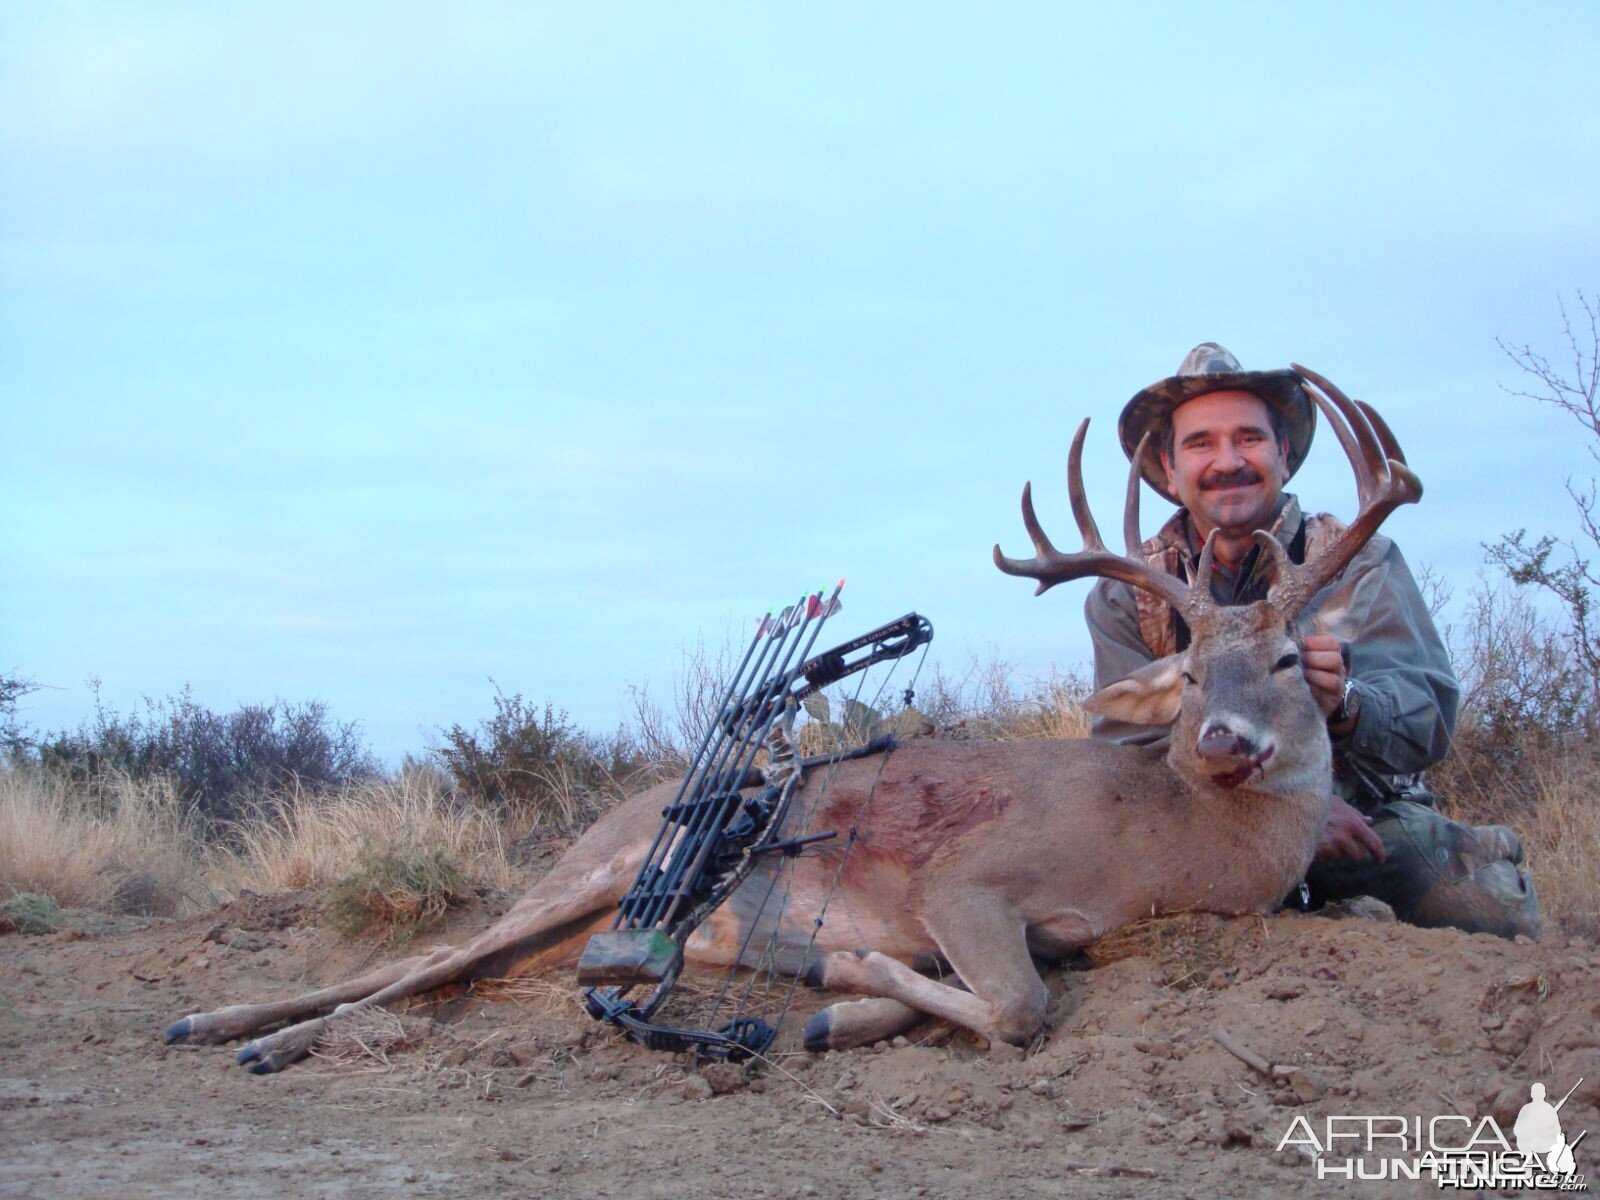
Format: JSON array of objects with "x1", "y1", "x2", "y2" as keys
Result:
[
  {"x1": 433, "y1": 688, "x2": 643, "y2": 832},
  {"x1": 1, "y1": 672, "x2": 38, "y2": 760},
  {"x1": 1430, "y1": 580, "x2": 1597, "y2": 813},
  {"x1": 0, "y1": 892, "x2": 64, "y2": 934},
  {"x1": 325, "y1": 839, "x2": 471, "y2": 936},
  {"x1": 31, "y1": 684, "x2": 380, "y2": 824}
]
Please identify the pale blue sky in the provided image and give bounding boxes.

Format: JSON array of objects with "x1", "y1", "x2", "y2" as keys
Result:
[{"x1": 4, "y1": 3, "x2": 1597, "y2": 760}]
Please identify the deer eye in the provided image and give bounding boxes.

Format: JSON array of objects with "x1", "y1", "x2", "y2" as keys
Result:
[
  {"x1": 1273, "y1": 652, "x2": 1300, "y2": 672},
  {"x1": 1181, "y1": 671, "x2": 1197, "y2": 686}
]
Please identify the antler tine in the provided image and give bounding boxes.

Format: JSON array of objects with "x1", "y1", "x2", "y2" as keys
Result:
[
  {"x1": 1253, "y1": 529, "x2": 1297, "y2": 601},
  {"x1": 1292, "y1": 363, "x2": 1384, "y2": 500},
  {"x1": 1356, "y1": 400, "x2": 1411, "y2": 471},
  {"x1": 1275, "y1": 368, "x2": 1424, "y2": 618},
  {"x1": 1192, "y1": 530, "x2": 1219, "y2": 602},
  {"x1": 993, "y1": 420, "x2": 1194, "y2": 613},
  {"x1": 1065, "y1": 419, "x2": 1108, "y2": 553},
  {"x1": 1123, "y1": 431, "x2": 1149, "y2": 558}
]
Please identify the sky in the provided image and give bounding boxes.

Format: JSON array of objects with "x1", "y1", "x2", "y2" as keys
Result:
[{"x1": 3, "y1": 2, "x2": 1598, "y2": 762}]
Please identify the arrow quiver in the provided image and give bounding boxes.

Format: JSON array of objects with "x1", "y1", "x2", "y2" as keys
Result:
[{"x1": 580, "y1": 587, "x2": 932, "y2": 1060}]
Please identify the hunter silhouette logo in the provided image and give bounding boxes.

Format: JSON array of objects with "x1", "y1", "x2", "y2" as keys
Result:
[
  {"x1": 1276, "y1": 1075, "x2": 1588, "y2": 1189},
  {"x1": 1515, "y1": 1080, "x2": 1586, "y2": 1180}
]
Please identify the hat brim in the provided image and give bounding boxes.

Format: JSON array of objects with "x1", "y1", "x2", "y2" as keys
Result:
[{"x1": 1117, "y1": 368, "x2": 1317, "y2": 505}]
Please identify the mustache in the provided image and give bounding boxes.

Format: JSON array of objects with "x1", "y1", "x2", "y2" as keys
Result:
[{"x1": 1199, "y1": 466, "x2": 1265, "y2": 491}]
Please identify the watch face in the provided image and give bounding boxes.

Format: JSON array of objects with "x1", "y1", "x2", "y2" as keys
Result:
[{"x1": 1339, "y1": 680, "x2": 1360, "y2": 723}]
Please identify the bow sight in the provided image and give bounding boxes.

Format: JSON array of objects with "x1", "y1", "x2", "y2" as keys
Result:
[{"x1": 579, "y1": 584, "x2": 932, "y2": 1059}]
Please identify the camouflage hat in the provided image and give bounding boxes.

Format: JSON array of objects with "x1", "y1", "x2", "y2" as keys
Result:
[{"x1": 1118, "y1": 342, "x2": 1317, "y2": 505}]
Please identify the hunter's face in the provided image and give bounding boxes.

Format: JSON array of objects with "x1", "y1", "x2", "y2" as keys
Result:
[{"x1": 1160, "y1": 391, "x2": 1289, "y2": 538}]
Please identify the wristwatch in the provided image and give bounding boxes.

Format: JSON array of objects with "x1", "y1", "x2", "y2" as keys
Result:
[{"x1": 1331, "y1": 678, "x2": 1361, "y2": 729}]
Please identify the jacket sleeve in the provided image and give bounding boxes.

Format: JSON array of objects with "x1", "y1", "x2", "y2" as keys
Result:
[
  {"x1": 1084, "y1": 577, "x2": 1172, "y2": 751},
  {"x1": 1330, "y1": 539, "x2": 1460, "y2": 778}
]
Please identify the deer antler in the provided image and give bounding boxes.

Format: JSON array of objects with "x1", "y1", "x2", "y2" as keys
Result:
[
  {"x1": 1267, "y1": 365, "x2": 1424, "y2": 619},
  {"x1": 993, "y1": 419, "x2": 1205, "y2": 617}
]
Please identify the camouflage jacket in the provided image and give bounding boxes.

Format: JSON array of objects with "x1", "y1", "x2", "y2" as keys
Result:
[{"x1": 1083, "y1": 495, "x2": 1460, "y2": 808}]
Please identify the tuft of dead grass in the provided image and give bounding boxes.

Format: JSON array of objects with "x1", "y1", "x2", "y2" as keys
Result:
[
  {"x1": 1082, "y1": 912, "x2": 1237, "y2": 987},
  {"x1": 325, "y1": 841, "x2": 472, "y2": 935},
  {"x1": 916, "y1": 657, "x2": 1093, "y2": 742},
  {"x1": 214, "y1": 773, "x2": 512, "y2": 897},
  {"x1": 0, "y1": 767, "x2": 203, "y2": 915},
  {"x1": 313, "y1": 1008, "x2": 430, "y2": 1069}
]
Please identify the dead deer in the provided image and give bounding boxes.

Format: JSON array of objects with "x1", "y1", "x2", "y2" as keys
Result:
[{"x1": 165, "y1": 368, "x2": 1419, "y2": 1070}]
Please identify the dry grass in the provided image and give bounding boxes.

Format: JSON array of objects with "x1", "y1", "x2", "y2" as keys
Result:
[
  {"x1": 917, "y1": 657, "x2": 1093, "y2": 742},
  {"x1": 312, "y1": 1008, "x2": 429, "y2": 1069},
  {"x1": 0, "y1": 766, "x2": 514, "y2": 924},
  {"x1": 0, "y1": 767, "x2": 205, "y2": 915},
  {"x1": 213, "y1": 772, "x2": 512, "y2": 896}
]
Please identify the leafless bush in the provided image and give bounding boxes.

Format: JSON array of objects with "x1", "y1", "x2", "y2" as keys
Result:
[
  {"x1": 1489, "y1": 289, "x2": 1600, "y2": 695},
  {"x1": 432, "y1": 687, "x2": 644, "y2": 835},
  {"x1": 915, "y1": 655, "x2": 1092, "y2": 742},
  {"x1": 627, "y1": 629, "x2": 748, "y2": 774},
  {"x1": 1431, "y1": 579, "x2": 1597, "y2": 814}
]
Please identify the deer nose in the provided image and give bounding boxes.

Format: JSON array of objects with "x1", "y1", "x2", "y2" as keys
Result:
[{"x1": 1197, "y1": 723, "x2": 1258, "y2": 763}]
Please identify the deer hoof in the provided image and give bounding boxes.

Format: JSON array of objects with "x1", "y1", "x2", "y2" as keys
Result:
[
  {"x1": 164, "y1": 1017, "x2": 195, "y2": 1044},
  {"x1": 236, "y1": 1041, "x2": 297, "y2": 1074},
  {"x1": 802, "y1": 1011, "x2": 834, "y2": 1052}
]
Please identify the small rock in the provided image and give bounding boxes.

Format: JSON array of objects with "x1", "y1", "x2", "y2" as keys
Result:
[
  {"x1": 1287, "y1": 1068, "x2": 1329, "y2": 1103},
  {"x1": 1265, "y1": 982, "x2": 1306, "y2": 1001},
  {"x1": 701, "y1": 1063, "x2": 746, "y2": 1095},
  {"x1": 1224, "y1": 1116, "x2": 1255, "y2": 1146},
  {"x1": 681, "y1": 1075, "x2": 714, "y2": 1101},
  {"x1": 1490, "y1": 1007, "x2": 1537, "y2": 1056}
]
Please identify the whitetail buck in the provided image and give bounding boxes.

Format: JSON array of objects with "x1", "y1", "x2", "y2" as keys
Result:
[{"x1": 165, "y1": 367, "x2": 1420, "y2": 1071}]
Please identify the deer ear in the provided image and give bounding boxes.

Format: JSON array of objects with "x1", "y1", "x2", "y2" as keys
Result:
[
  {"x1": 1298, "y1": 556, "x2": 1389, "y2": 641},
  {"x1": 1084, "y1": 655, "x2": 1185, "y2": 726}
]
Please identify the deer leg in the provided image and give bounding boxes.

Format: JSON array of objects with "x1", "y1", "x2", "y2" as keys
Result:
[
  {"x1": 806, "y1": 903, "x2": 1046, "y2": 1050},
  {"x1": 230, "y1": 899, "x2": 612, "y2": 1074},
  {"x1": 165, "y1": 944, "x2": 455, "y2": 1046},
  {"x1": 166, "y1": 797, "x2": 658, "y2": 1066},
  {"x1": 803, "y1": 996, "x2": 926, "y2": 1052}
]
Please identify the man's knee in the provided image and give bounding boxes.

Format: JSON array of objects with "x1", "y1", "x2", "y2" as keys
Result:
[{"x1": 1306, "y1": 801, "x2": 1541, "y2": 940}]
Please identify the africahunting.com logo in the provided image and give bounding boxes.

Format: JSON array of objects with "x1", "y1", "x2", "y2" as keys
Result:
[{"x1": 1276, "y1": 1077, "x2": 1588, "y2": 1190}]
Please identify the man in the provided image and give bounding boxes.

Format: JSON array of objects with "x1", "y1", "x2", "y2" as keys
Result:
[{"x1": 1085, "y1": 343, "x2": 1540, "y2": 939}]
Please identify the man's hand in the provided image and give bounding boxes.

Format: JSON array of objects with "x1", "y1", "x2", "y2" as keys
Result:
[
  {"x1": 1300, "y1": 634, "x2": 1346, "y2": 718},
  {"x1": 1314, "y1": 796, "x2": 1386, "y2": 864}
]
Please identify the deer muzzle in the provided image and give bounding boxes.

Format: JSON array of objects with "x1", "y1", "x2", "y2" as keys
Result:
[{"x1": 1196, "y1": 722, "x2": 1275, "y2": 789}]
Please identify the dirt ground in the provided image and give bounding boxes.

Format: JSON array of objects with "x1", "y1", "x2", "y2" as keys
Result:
[{"x1": 2, "y1": 888, "x2": 1597, "y2": 1200}]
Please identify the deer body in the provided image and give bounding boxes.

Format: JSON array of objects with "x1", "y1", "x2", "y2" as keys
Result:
[{"x1": 165, "y1": 366, "x2": 1415, "y2": 1069}]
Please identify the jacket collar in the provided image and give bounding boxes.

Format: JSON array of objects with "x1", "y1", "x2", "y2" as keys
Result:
[{"x1": 1150, "y1": 494, "x2": 1303, "y2": 603}]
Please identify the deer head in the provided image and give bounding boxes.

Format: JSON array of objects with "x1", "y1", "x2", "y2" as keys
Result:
[{"x1": 994, "y1": 365, "x2": 1421, "y2": 794}]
